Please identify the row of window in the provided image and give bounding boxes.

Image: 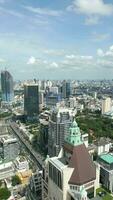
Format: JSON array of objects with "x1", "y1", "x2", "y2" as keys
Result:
[
  {"x1": 70, "y1": 185, "x2": 80, "y2": 191},
  {"x1": 49, "y1": 162, "x2": 62, "y2": 190},
  {"x1": 84, "y1": 181, "x2": 94, "y2": 189}
]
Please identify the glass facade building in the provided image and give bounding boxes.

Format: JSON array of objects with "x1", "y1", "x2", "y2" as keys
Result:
[
  {"x1": 1, "y1": 70, "x2": 14, "y2": 102},
  {"x1": 24, "y1": 84, "x2": 39, "y2": 119}
]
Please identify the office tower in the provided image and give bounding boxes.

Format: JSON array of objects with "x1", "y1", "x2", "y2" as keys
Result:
[
  {"x1": 39, "y1": 91, "x2": 44, "y2": 105},
  {"x1": 102, "y1": 97, "x2": 111, "y2": 114},
  {"x1": 24, "y1": 84, "x2": 39, "y2": 119},
  {"x1": 1, "y1": 70, "x2": 14, "y2": 102},
  {"x1": 50, "y1": 86, "x2": 59, "y2": 94},
  {"x1": 44, "y1": 120, "x2": 98, "y2": 200},
  {"x1": 40, "y1": 120, "x2": 49, "y2": 155},
  {"x1": 0, "y1": 135, "x2": 19, "y2": 162},
  {"x1": 68, "y1": 97, "x2": 76, "y2": 108},
  {"x1": 62, "y1": 80, "x2": 71, "y2": 99},
  {"x1": 46, "y1": 93, "x2": 61, "y2": 108},
  {"x1": 48, "y1": 107, "x2": 75, "y2": 157},
  {"x1": 26, "y1": 170, "x2": 42, "y2": 200},
  {"x1": 41, "y1": 80, "x2": 46, "y2": 90}
]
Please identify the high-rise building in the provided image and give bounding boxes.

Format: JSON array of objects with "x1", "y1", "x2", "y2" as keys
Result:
[
  {"x1": 26, "y1": 170, "x2": 42, "y2": 200},
  {"x1": 24, "y1": 84, "x2": 39, "y2": 119},
  {"x1": 43, "y1": 120, "x2": 98, "y2": 200},
  {"x1": 62, "y1": 80, "x2": 71, "y2": 99},
  {"x1": 1, "y1": 70, "x2": 14, "y2": 102},
  {"x1": 48, "y1": 107, "x2": 75, "y2": 157},
  {"x1": 102, "y1": 97, "x2": 111, "y2": 115},
  {"x1": 0, "y1": 135, "x2": 19, "y2": 162},
  {"x1": 46, "y1": 93, "x2": 61, "y2": 108}
]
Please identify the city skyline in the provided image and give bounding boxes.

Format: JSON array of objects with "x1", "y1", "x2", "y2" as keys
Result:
[{"x1": 0, "y1": 0, "x2": 113, "y2": 80}]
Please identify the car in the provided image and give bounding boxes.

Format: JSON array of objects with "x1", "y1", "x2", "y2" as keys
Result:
[
  {"x1": 98, "y1": 191, "x2": 106, "y2": 197},
  {"x1": 101, "y1": 191, "x2": 106, "y2": 197}
]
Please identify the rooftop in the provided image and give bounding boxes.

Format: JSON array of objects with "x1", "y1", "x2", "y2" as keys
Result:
[
  {"x1": 100, "y1": 154, "x2": 113, "y2": 164},
  {"x1": 50, "y1": 157, "x2": 67, "y2": 170}
]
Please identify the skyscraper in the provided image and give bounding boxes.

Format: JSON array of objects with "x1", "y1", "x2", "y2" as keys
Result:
[
  {"x1": 1, "y1": 70, "x2": 14, "y2": 102},
  {"x1": 24, "y1": 84, "x2": 39, "y2": 119},
  {"x1": 48, "y1": 107, "x2": 75, "y2": 157},
  {"x1": 62, "y1": 80, "x2": 71, "y2": 99}
]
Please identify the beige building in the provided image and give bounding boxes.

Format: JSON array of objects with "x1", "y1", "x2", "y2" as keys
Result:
[
  {"x1": 42, "y1": 120, "x2": 99, "y2": 200},
  {"x1": 102, "y1": 97, "x2": 111, "y2": 115}
]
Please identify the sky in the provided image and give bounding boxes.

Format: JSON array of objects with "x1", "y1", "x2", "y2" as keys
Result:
[{"x1": 0, "y1": 0, "x2": 113, "y2": 80}]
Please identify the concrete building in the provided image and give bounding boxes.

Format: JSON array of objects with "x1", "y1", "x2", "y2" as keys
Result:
[
  {"x1": 44, "y1": 120, "x2": 98, "y2": 200},
  {"x1": 26, "y1": 170, "x2": 42, "y2": 200},
  {"x1": 24, "y1": 84, "x2": 39, "y2": 120},
  {"x1": 68, "y1": 97, "x2": 76, "y2": 108},
  {"x1": 50, "y1": 87, "x2": 59, "y2": 94},
  {"x1": 94, "y1": 137, "x2": 112, "y2": 155},
  {"x1": 98, "y1": 153, "x2": 113, "y2": 193},
  {"x1": 39, "y1": 91, "x2": 44, "y2": 106},
  {"x1": 81, "y1": 133, "x2": 88, "y2": 148},
  {"x1": 0, "y1": 160, "x2": 14, "y2": 180},
  {"x1": 15, "y1": 156, "x2": 29, "y2": 172},
  {"x1": 102, "y1": 97, "x2": 111, "y2": 115},
  {"x1": 1, "y1": 70, "x2": 14, "y2": 102},
  {"x1": 48, "y1": 107, "x2": 75, "y2": 157},
  {"x1": 0, "y1": 135, "x2": 19, "y2": 162}
]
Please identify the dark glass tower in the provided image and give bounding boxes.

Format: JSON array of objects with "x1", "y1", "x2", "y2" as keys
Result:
[
  {"x1": 62, "y1": 80, "x2": 71, "y2": 99},
  {"x1": 1, "y1": 70, "x2": 14, "y2": 102},
  {"x1": 24, "y1": 84, "x2": 39, "y2": 119}
]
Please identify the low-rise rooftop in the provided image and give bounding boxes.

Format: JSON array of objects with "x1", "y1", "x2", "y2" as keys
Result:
[{"x1": 99, "y1": 153, "x2": 113, "y2": 164}]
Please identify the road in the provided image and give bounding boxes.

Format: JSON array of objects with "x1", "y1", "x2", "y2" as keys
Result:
[{"x1": 8, "y1": 121, "x2": 44, "y2": 169}]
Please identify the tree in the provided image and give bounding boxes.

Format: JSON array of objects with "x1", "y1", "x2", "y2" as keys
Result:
[
  {"x1": 12, "y1": 175, "x2": 21, "y2": 186},
  {"x1": 0, "y1": 187, "x2": 11, "y2": 200}
]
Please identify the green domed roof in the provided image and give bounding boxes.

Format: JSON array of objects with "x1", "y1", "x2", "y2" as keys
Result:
[
  {"x1": 65, "y1": 119, "x2": 83, "y2": 147},
  {"x1": 72, "y1": 119, "x2": 78, "y2": 127}
]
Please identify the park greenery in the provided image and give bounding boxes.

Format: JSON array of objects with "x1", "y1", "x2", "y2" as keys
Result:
[
  {"x1": 12, "y1": 175, "x2": 21, "y2": 186},
  {"x1": 0, "y1": 112, "x2": 12, "y2": 118},
  {"x1": 76, "y1": 110, "x2": 113, "y2": 143},
  {"x1": 96, "y1": 188, "x2": 112, "y2": 200},
  {"x1": 0, "y1": 187, "x2": 11, "y2": 200}
]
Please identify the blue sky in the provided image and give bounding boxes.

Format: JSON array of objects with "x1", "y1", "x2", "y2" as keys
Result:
[{"x1": 0, "y1": 0, "x2": 113, "y2": 80}]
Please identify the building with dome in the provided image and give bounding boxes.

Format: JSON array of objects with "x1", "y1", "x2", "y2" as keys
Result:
[{"x1": 43, "y1": 119, "x2": 99, "y2": 200}]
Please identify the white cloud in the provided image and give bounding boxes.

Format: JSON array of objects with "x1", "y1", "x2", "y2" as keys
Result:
[
  {"x1": 31, "y1": 18, "x2": 49, "y2": 26},
  {"x1": 96, "y1": 45, "x2": 113, "y2": 69},
  {"x1": 27, "y1": 45, "x2": 113, "y2": 73},
  {"x1": 68, "y1": 0, "x2": 113, "y2": 16},
  {"x1": 97, "y1": 45, "x2": 113, "y2": 58},
  {"x1": 0, "y1": 7, "x2": 24, "y2": 18},
  {"x1": 24, "y1": 6, "x2": 62, "y2": 17},
  {"x1": 44, "y1": 49, "x2": 65, "y2": 56},
  {"x1": 65, "y1": 54, "x2": 93, "y2": 60},
  {"x1": 67, "y1": 0, "x2": 113, "y2": 25},
  {"x1": 65, "y1": 54, "x2": 76, "y2": 59},
  {"x1": 85, "y1": 16, "x2": 100, "y2": 25},
  {"x1": 27, "y1": 56, "x2": 49, "y2": 67},
  {"x1": 109, "y1": 46, "x2": 113, "y2": 51},
  {"x1": 92, "y1": 32, "x2": 110, "y2": 41},
  {"x1": 97, "y1": 49, "x2": 104, "y2": 57},
  {"x1": 50, "y1": 62, "x2": 59, "y2": 68},
  {"x1": 0, "y1": 58, "x2": 5, "y2": 63},
  {"x1": 27, "y1": 56, "x2": 36, "y2": 65}
]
